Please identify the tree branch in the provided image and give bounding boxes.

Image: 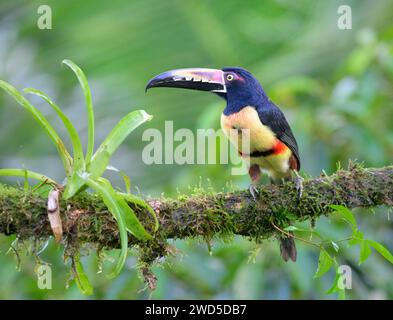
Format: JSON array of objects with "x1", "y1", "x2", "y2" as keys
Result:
[{"x1": 0, "y1": 164, "x2": 392, "y2": 257}]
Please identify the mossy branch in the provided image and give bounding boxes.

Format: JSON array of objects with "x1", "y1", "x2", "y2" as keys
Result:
[{"x1": 0, "y1": 164, "x2": 392, "y2": 255}]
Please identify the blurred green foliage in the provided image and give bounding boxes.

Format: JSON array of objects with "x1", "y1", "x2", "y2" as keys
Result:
[{"x1": 0, "y1": 0, "x2": 392, "y2": 299}]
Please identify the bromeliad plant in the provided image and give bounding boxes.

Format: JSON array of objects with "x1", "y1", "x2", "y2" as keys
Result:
[{"x1": 0, "y1": 59, "x2": 158, "y2": 281}]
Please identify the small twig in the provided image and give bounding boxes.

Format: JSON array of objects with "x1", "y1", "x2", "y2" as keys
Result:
[
  {"x1": 271, "y1": 220, "x2": 321, "y2": 248},
  {"x1": 6, "y1": 238, "x2": 21, "y2": 270},
  {"x1": 30, "y1": 179, "x2": 49, "y2": 193},
  {"x1": 323, "y1": 237, "x2": 353, "y2": 245},
  {"x1": 35, "y1": 238, "x2": 51, "y2": 256}
]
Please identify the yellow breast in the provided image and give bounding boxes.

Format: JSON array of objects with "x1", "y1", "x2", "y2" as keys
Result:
[{"x1": 220, "y1": 106, "x2": 277, "y2": 153}]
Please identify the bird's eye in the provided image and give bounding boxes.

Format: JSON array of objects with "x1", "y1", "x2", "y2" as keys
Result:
[{"x1": 226, "y1": 74, "x2": 234, "y2": 81}]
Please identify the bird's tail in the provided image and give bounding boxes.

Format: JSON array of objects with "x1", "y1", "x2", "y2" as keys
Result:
[{"x1": 279, "y1": 233, "x2": 297, "y2": 262}]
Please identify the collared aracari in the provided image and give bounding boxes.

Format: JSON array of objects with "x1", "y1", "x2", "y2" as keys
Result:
[{"x1": 146, "y1": 67, "x2": 302, "y2": 262}]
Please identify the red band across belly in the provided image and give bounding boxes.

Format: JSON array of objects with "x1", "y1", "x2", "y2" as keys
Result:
[
  {"x1": 272, "y1": 140, "x2": 287, "y2": 154},
  {"x1": 239, "y1": 140, "x2": 287, "y2": 158}
]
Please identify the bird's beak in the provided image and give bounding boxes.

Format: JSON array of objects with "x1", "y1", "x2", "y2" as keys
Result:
[{"x1": 146, "y1": 68, "x2": 226, "y2": 93}]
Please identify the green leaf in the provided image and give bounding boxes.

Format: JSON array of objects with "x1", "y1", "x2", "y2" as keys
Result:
[
  {"x1": 89, "y1": 110, "x2": 152, "y2": 178},
  {"x1": 88, "y1": 149, "x2": 110, "y2": 179},
  {"x1": 84, "y1": 177, "x2": 152, "y2": 277},
  {"x1": 108, "y1": 169, "x2": 156, "y2": 229},
  {"x1": 63, "y1": 174, "x2": 87, "y2": 200},
  {"x1": 0, "y1": 168, "x2": 57, "y2": 186},
  {"x1": 359, "y1": 240, "x2": 372, "y2": 265},
  {"x1": 331, "y1": 241, "x2": 339, "y2": 252},
  {"x1": 118, "y1": 192, "x2": 159, "y2": 233},
  {"x1": 120, "y1": 172, "x2": 131, "y2": 195},
  {"x1": 326, "y1": 263, "x2": 346, "y2": 299},
  {"x1": 24, "y1": 88, "x2": 87, "y2": 199},
  {"x1": 33, "y1": 183, "x2": 53, "y2": 197},
  {"x1": 24, "y1": 88, "x2": 85, "y2": 173},
  {"x1": 0, "y1": 81, "x2": 72, "y2": 175},
  {"x1": 97, "y1": 179, "x2": 152, "y2": 240},
  {"x1": 348, "y1": 229, "x2": 364, "y2": 246},
  {"x1": 116, "y1": 196, "x2": 152, "y2": 239},
  {"x1": 367, "y1": 240, "x2": 393, "y2": 264},
  {"x1": 330, "y1": 205, "x2": 357, "y2": 229},
  {"x1": 23, "y1": 169, "x2": 29, "y2": 191},
  {"x1": 326, "y1": 271, "x2": 339, "y2": 294},
  {"x1": 62, "y1": 59, "x2": 95, "y2": 165},
  {"x1": 84, "y1": 177, "x2": 129, "y2": 278},
  {"x1": 314, "y1": 248, "x2": 333, "y2": 278},
  {"x1": 73, "y1": 255, "x2": 93, "y2": 296},
  {"x1": 338, "y1": 287, "x2": 346, "y2": 300},
  {"x1": 282, "y1": 225, "x2": 322, "y2": 237},
  {"x1": 283, "y1": 226, "x2": 298, "y2": 231},
  {"x1": 282, "y1": 224, "x2": 323, "y2": 240}
]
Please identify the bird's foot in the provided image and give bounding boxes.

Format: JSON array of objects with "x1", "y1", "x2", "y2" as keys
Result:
[
  {"x1": 249, "y1": 184, "x2": 259, "y2": 201},
  {"x1": 294, "y1": 171, "x2": 304, "y2": 199}
]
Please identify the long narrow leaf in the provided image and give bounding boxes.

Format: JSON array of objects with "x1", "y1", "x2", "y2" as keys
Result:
[
  {"x1": 24, "y1": 88, "x2": 87, "y2": 199},
  {"x1": 24, "y1": 88, "x2": 85, "y2": 173},
  {"x1": 0, "y1": 81, "x2": 72, "y2": 175},
  {"x1": 0, "y1": 168, "x2": 57, "y2": 185},
  {"x1": 120, "y1": 172, "x2": 131, "y2": 194},
  {"x1": 116, "y1": 197, "x2": 152, "y2": 240},
  {"x1": 64, "y1": 146, "x2": 109, "y2": 198},
  {"x1": 314, "y1": 248, "x2": 333, "y2": 278},
  {"x1": 89, "y1": 110, "x2": 152, "y2": 178},
  {"x1": 98, "y1": 179, "x2": 152, "y2": 240},
  {"x1": 62, "y1": 59, "x2": 95, "y2": 164},
  {"x1": 72, "y1": 255, "x2": 94, "y2": 295},
  {"x1": 62, "y1": 174, "x2": 87, "y2": 200},
  {"x1": 119, "y1": 192, "x2": 159, "y2": 232},
  {"x1": 84, "y1": 177, "x2": 128, "y2": 278},
  {"x1": 367, "y1": 240, "x2": 393, "y2": 264},
  {"x1": 330, "y1": 204, "x2": 357, "y2": 230},
  {"x1": 88, "y1": 149, "x2": 110, "y2": 180},
  {"x1": 326, "y1": 262, "x2": 346, "y2": 299},
  {"x1": 359, "y1": 240, "x2": 372, "y2": 265},
  {"x1": 23, "y1": 169, "x2": 29, "y2": 191}
]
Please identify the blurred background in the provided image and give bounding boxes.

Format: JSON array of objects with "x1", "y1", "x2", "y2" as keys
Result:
[{"x1": 0, "y1": 0, "x2": 392, "y2": 299}]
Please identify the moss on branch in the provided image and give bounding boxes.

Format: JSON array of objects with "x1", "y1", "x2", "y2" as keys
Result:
[{"x1": 0, "y1": 164, "x2": 392, "y2": 265}]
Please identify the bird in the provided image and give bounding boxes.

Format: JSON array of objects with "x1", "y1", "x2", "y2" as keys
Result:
[{"x1": 146, "y1": 67, "x2": 302, "y2": 262}]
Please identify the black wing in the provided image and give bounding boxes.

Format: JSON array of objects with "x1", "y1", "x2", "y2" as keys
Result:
[{"x1": 257, "y1": 104, "x2": 301, "y2": 170}]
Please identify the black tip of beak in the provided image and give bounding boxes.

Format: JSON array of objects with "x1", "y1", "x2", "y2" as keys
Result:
[
  {"x1": 145, "y1": 73, "x2": 175, "y2": 93},
  {"x1": 145, "y1": 80, "x2": 155, "y2": 93},
  {"x1": 145, "y1": 77, "x2": 161, "y2": 92}
]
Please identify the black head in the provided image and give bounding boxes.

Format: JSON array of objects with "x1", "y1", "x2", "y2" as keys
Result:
[{"x1": 219, "y1": 67, "x2": 267, "y2": 114}]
